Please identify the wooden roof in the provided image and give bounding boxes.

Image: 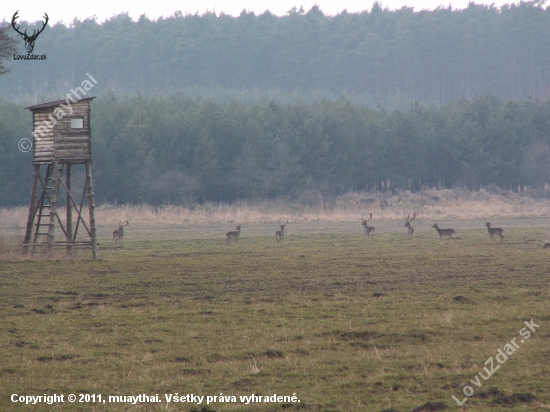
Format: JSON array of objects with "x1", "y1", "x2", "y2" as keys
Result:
[{"x1": 26, "y1": 97, "x2": 96, "y2": 111}]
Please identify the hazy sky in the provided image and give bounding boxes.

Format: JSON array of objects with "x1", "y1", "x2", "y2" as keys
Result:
[{"x1": 3, "y1": 0, "x2": 513, "y2": 25}]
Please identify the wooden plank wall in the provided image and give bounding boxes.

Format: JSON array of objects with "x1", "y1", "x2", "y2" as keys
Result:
[
  {"x1": 32, "y1": 101, "x2": 92, "y2": 164},
  {"x1": 33, "y1": 110, "x2": 55, "y2": 164}
]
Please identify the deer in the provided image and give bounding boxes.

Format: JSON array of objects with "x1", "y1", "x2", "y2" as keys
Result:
[
  {"x1": 432, "y1": 223, "x2": 456, "y2": 242},
  {"x1": 226, "y1": 225, "x2": 241, "y2": 245},
  {"x1": 404, "y1": 213, "x2": 416, "y2": 243},
  {"x1": 112, "y1": 220, "x2": 129, "y2": 243},
  {"x1": 361, "y1": 213, "x2": 375, "y2": 241},
  {"x1": 12, "y1": 11, "x2": 49, "y2": 54},
  {"x1": 544, "y1": 235, "x2": 550, "y2": 249},
  {"x1": 486, "y1": 222, "x2": 504, "y2": 243},
  {"x1": 276, "y1": 219, "x2": 289, "y2": 243}
]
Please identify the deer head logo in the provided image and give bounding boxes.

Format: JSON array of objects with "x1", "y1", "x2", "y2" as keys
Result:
[{"x1": 11, "y1": 11, "x2": 49, "y2": 54}]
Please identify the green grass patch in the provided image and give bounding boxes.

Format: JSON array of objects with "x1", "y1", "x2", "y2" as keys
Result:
[{"x1": 1, "y1": 223, "x2": 549, "y2": 411}]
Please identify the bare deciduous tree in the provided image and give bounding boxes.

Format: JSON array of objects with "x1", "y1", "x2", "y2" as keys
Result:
[
  {"x1": 0, "y1": 25, "x2": 19, "y2": 75},
  {"x1": 139, "y1": 160, "x2": 199, "y2": 206},
  {"x1": 521, "y1": 139, "x2": 550, "y2": 192}
]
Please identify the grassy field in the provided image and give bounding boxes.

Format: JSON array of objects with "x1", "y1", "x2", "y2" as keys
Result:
[{"x1": 1, "y1": 218, "x2": 549, "y2": 412}]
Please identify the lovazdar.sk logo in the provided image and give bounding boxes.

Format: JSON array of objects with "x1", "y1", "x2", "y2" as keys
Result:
[{"x1": 11, "y1": 10, "x2": 48, "y2": 60}]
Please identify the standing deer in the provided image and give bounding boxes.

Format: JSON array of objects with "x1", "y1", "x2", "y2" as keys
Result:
[
  {"x1": 12, "y1": 11, "x2": 49, "y2": 54},
  {"x1": 226, "y1": 225, "x2": 241, "y2": 245},
  {"x1": 432, "y1": 223, "x2": 456, "y2": 242},
  {"x1": 544, "y1": 235, "x2": 550, "y2": 249},
  {"x1": 112, "y1": 220, "x2": 129, "y2": 243},
  {"x1": 361, "y1": 213, "x2": 375, "y2": 241},
  {"x1": 404, "y1": 213, "x2": 416, "y2": 243},
  {"x1": 486, "y1": 222, "x2": 504, "y2": 243},
  {"x1": 276, "y1": 219, "x2": 288, "y2": 243}
]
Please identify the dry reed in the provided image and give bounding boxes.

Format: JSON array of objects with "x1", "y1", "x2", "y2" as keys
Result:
[{"x1": 1, "y1": 189, "x2": 549, "y2": 229}]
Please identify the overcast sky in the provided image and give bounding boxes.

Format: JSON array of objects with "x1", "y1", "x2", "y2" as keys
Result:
[{"x1": 2, "y1": 0, "x2": 515, "y2": 25}]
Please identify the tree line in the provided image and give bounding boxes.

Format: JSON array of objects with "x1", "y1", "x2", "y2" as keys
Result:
[
  {"x1": 0, "y1": 1, "x2": 549, "y2": 102},
  {"x1": 1, "y1": 92, "x2": 549, "y2": 207}
]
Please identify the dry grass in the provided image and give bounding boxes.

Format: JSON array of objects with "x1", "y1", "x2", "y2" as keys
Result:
[
  {"x1": 0, "y1": 236, "x2": 23, "y2": 260},
  {"x1": 1, "y1": 189, "x2": 550, "y2": 232},
  {"x1": 2, "y1": 187, "x2": 550, "y2": 263}
]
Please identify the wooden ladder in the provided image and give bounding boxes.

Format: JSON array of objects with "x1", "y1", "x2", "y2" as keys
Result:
[{"x1": 31, "y1": 163, "x2": 65, "y2": 254}]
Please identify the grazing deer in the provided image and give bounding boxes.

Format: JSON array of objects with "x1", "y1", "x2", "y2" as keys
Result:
[
  {"x1": 432, "y1": 223, "x2": 456, "y2": 242},
  {"x1": 361, "y1": 213, "x2": 375, "y2": 241},
  {"x1": 276, "y1": 219, "x2": 289, "y2": 243},
  {"x1": 112, "y1": 220, "x2": 129, "y2": 243},
  {"x1": 226, "y1": 225, "x2": 241, "y2": 245},
  {"x1": 486, "y1": 222, "x2": 504, "y2": 243},
  {"x1": 404, "y1": 213, "x2": 416, "y2": 243}
]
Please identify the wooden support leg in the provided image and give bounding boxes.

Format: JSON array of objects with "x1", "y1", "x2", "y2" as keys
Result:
[
  {"x1": 66, "y1": 164, "x2": 73, "y2": 255},
  {"x1": 47, "y1": 162, "x2": 61, "y2": 258},
  {"x1": 23, "y1": 164, "x2": 41, "y2": 254},
  {"x1": 86, "y1": 162, "x2": 98, "y2": 259}
]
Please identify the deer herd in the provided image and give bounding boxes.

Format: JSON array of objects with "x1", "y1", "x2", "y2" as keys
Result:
[
  {"x1": 358, "y1": 213, "x2": 505, "y2": 244},
  {"x1": 220, "y1": 214, "x2": 507, "y2": 245},
  {"x1": 111, "y1": 215, "x2": 514, "y2": 246}
]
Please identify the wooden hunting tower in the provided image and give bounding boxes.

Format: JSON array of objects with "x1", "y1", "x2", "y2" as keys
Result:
[{"x1": 23, "y1": 97, "x2": 98, "y2": 258}]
